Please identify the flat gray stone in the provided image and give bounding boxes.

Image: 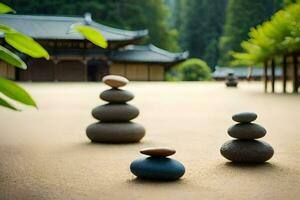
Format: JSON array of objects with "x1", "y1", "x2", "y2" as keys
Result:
[
  {"x1": 228, "y1": 123, "x2": 266, "y2": 139},
  {"x1": 92, "y1": 104, "x2": 139, "y2": 122},
  {"x1": 220, "y1": 140, "x2": 274, "y2": 163},
  {"x1": 232, "y1": 112, "x2": 257, "y2": 123},
  {"x1": 100, "y1": 89, "x2": 134, "y2": 103},
  {"x1": 86, "y1": 122, "x2": 145, "y2": 143},
  {"x1": 102, "y1": 75, "x2": 129, "y2": 88}
]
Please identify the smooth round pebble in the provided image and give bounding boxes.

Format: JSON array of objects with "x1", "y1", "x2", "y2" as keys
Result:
[
  {"x1": 140, "y1": 147, "x2": 176, "y2": 157},
  {"x1": 220, "y1": 140, "x2": 274, "y2": 163},
  {"x1": 227, "y1": 123, "x2": 266, "y2": 139},
  {"x1": 100, "y1": 89, "x2": 134, "y2": 103},
  {"x1": 232, "y1": 112, "x2": 257, "y2": 123},
  {"x1": 130, "y1": 157, "x2": 185, "y2": 181},
  {"x1": 102, "y1": 75, "x2": 129, "y2": 88},
  {"x1": 92, "y1": 104, "x2": 139, "y2": 122},
  {"x1": 86, "y1": 122, "x2": 145, "y2": 143}
]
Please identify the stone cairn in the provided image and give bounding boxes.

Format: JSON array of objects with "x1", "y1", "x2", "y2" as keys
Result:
[
  {"x1": 130, "y1": 147, "x2": 185, "y2": 181},
  {"x1": 226, "y1": 72, "x2": 238, "y2": 87},
  {"x1": 220, "y1": 112, "x2": 274, "y2": 163},
  {"x1": 86, "y1": 75, "x2": 145, "y2": 143}
]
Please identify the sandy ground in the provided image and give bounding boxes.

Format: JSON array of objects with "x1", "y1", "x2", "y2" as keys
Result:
[{"x1": 0, "y1": 82, "x2": 300, "y2": 200}]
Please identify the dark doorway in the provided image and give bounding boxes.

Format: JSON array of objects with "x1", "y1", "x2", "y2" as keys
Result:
[{"x1": 87, "y1": 60, "x2": 109, "y2": 81}]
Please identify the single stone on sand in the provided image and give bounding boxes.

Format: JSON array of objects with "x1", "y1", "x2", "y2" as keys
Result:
[
  {"x1": 102, "y1": 75, "x2": 129, "y2": 88},
  {"x1": 228, "y1": 123, "x2": 266, "y2": 139},
  {"x1": 86, "y1": 122, "x2": 145, "y2": 143},
  {"x1": 232, "y1": 112, "x2": 257, "y2": 123},
  {"x1": 140, "y1": 147, "x2": 176, "y2": 157},
  {"x1": 220, "y1": 140, "x2": 274, "y2": 163},
  {"x1": 130, "y1": 147, "x2": 185, "y2": 181},
  {"x1": 92, "y1": 104, "x2": 139, "y2": 122},
  {"x1": 100, "y1": 89, "x2": 134, "y2": 103}
]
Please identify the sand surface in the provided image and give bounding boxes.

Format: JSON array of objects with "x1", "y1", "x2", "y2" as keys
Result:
[{"x1": 0, "y1": 82, "x2": 299, "y2": 200}]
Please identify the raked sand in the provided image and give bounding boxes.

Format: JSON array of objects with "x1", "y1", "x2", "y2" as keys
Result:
[{"x1": 0, "y1": 82, "x2": 299, "y2": 200}]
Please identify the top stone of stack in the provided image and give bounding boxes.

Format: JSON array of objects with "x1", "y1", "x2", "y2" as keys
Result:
[
  {"x1": 232, "y1": 112, "x2": 257, "y2": 123},
  {"x1": 140, "y1": 147, "x2": 176, "y2": 157},
  {"x1": 103, "y1": 75, "x2": 129, "y2": 88}
]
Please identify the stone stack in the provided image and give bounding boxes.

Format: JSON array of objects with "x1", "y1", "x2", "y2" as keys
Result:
[
  {"x1": 130, "y1": 147, "x2": 185, "y2": 181},
  {"x1": 86, "y1": 75, "x2": 145, "y2": 143},
  {"x1": 220, "y1": 112, "x2": 274, "y2": 163},
  {"x1": 226, "y1": 72, "x2": 238, "y2": 87}
]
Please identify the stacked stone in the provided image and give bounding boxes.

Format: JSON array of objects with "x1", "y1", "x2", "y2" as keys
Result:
[
  {"x1": 226, "y1": 72, "x2": 238, "y2": 87},
  {"x1": 220, "y1": 112, "x2": 274, "y2": 163},
  {"x1": 86, "y1": 75, "x2": 145, "y2": 143},
  {"x1": 130, "y1": 147, "x2": 185, "y2": 181}
]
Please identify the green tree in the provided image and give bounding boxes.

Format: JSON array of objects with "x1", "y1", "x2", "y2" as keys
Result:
[
  {"x1": 180, "y1": 0, "x2": 226, "y2": 69},
  {"x1": 219, "y1": 0, "x2": 282, "y2": 66}
]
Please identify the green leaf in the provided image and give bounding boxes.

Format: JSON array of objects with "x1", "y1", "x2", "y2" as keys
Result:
[
  {"x1": 0, "y1": 3, "x2": 15, "y2": 14},
  {"x1": 0, "y1": 45, "x2": 27, "y2": 69},
  {"x1": 72, "y1": 24, "x2": 108, "y2": 48},
  {"x1": 0, "y1": 24, "x2": 16, "y2": 33},
  {"x1": 0, "y1": 97, "x2": 19, "y2": 111},
  {"x1": 5, "y1": 32, "x2": 49, "y2": 59},
  {"x1": 0, "y1": 77, "x2": 37, "y2": 108}
]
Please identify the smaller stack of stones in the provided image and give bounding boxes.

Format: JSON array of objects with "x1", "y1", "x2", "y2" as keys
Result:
[
  {"x1": 226, "y1": 72, "x2": 238, "y2": 87},
  {"x1": 220, "y1": 112, "x2": 274, "y2": 163},
  {"x1": 86, "y1": 75, "x2": 145, "y2": 143},
  {"x1": 130, "y1": 147, "x2": 185, "y2": 181}
]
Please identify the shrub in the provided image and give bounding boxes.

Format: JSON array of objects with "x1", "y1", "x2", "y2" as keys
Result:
[{"x1": 166, "y1": 58, "x2": 212, "y2": 81}]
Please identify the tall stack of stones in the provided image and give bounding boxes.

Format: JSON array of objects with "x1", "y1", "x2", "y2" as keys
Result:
[
  {"x1": 220, "y1": 112, "x2": 274, "y2": 163},
  {"x1": 226, "y1": 72, "x2": 238, "y2": 87},
  {"x1": 86, "y1": 75, "x2": 145, "y2": 143}
]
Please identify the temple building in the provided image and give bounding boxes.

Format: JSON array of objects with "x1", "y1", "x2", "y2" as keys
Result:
[{"x1": 0, "y1": 13, "x2": 188, "y2": 81}]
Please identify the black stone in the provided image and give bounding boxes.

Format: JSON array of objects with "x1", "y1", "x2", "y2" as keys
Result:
[
  {"x1": 86, "y1": 122, "x2": 145, "y2": 143},
  {"x1": 100, "y1": 89, "x2": 134, "y2": 103},
  {"x1": 228, "y1": 123, "x2": 266, "y2": 139},
  {"x1": 220, "y1": 140, "x2": 274, "y2": 163},
  {"x1": 92, "y1": 103, "x2": 139, "y2": 122},
  {"x1": 232, "y1": 112, "x2": 257, "y2": 123}
]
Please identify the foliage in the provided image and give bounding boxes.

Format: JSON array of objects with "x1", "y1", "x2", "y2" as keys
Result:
[
  {"x1": 0, "y1": 3, "x2": 50, "y2": 110},
  {"x1": 218, "y1": 0, "x2": 282, "y2": 66},
  {"x1": 70, "y1": 24, "x2": 108, "y2": 48},
  {"x1": 166, "y1": 58, "x2": 212, "y2": 81},
  {"x1": 3, "y1": 0, "x2": 180, "y2": 52},
  {"x1": 0, "y1": 77, "x2": 36, "y2": 110},
  {"x1": 232, "y1": 3, "x2": 300, "y2": 66}
]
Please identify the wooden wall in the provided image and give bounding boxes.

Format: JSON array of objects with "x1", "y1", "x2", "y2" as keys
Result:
[
  {"x1": 18, "y1": 59, "x2": 86, "y2": 81},
  {"x1": 110, "y1": 63, "x2": 165, "y2": 81},
  {"x1": 0, "y1": 61, "x2": 15, "y2": 80}
]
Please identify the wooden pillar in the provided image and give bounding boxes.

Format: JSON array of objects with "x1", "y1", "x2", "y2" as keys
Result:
[
  {"x1": 264, "y1": 60, "x2": 268, "y2": 93},
  {"x1": 271, "y1": 58, "x2": 275, "y2": 93},
  {"x1": 293, "y1": 54, "x2": 298, "y2": 93},
  {"x1": 283, "y1": 56, "x2": 287, "y2": 93}
]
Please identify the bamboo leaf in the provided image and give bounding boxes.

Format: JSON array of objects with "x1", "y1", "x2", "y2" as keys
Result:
[
  {"x1": 72, "y1": 24, "x2": 108, "y2": 48},
  {"x1": 0, "y1": 24, "x2": 16, "y2": 33},
  {"x1": 0, "y1": 45, "x2": 27, "y2": 69},
  {"x1": 0, "y1": 3, "x2": 15, "y2": 14},
  {"x1": 5, "y1": 31, "x2": 49, "y2": 59},
  {"x1": 0, "y1": 77, "x2": 37, "y2": 108},
  {"x1": 0, "y1": 96, "x2": 19, "y2": 111}
]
